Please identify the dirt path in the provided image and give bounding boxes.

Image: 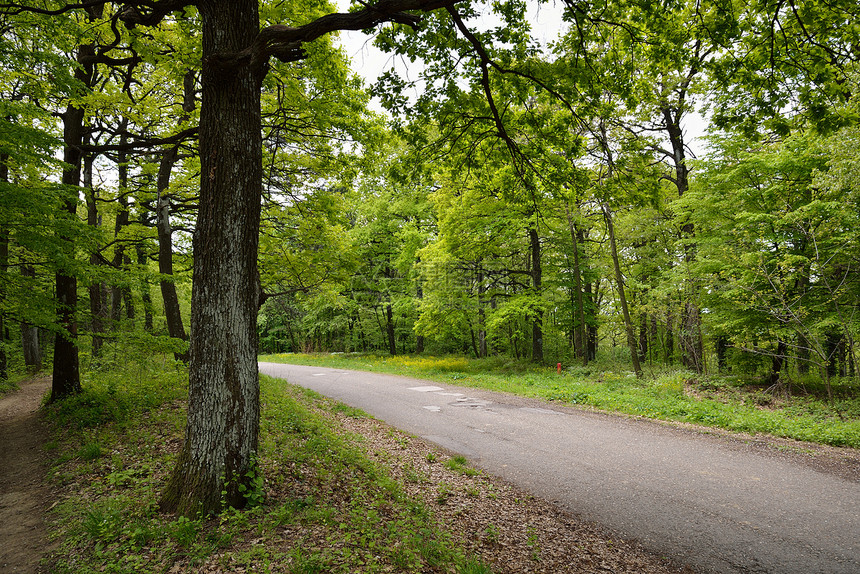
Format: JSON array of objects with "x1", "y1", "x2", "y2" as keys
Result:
[{"x1": 0, "y1": 378, "x2": 53, "y2": 573}]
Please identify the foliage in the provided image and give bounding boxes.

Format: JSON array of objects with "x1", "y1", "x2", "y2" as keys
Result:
[{"x1": 46, "y1": 355, "x2": 494, "y2": 573}]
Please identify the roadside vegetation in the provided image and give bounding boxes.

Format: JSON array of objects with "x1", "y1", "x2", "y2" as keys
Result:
[
  {"x1": 43, "y1": 357, "x2": 499, "y2": 573},
  {"x1": 259, "y1": 353, "x2": 860, "y2": 449}
]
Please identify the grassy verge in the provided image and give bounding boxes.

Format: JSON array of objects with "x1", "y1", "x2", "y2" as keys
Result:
[
  {"x1": 259, "y1": 353, "x2": 860, "y2": 448},
  {"x1": 44, "y1": 359, "x2": 493, "y2": 573}
]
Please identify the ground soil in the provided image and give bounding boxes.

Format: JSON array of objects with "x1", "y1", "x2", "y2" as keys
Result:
[{"x1": 0, "y1": 377, "x2": 53, "y2": 574}]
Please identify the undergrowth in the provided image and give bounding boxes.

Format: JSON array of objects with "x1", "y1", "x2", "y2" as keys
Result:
[
  {"x1": 44, "y1": 356, "x2": 493, "y2": 573},
  {"x1": 260, "y1": 352, "x2": 860, "y2": 448}
]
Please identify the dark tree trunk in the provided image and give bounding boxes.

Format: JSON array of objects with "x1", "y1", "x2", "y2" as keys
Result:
[
  {"x1": 0, "y1": 226, "x2": 7, "y2": 382},
  {"x1": 107, "y1": 127, "x2": 131, "y2": 326},
  {"x1": 84, "y1": 155, "x2": 109, "y2": 359},
  {"x1": 769, "y1": 340, "x2": 788, "y2": 394},
  {"x1": 796, "y1": 333, "x2": 810, "y2": 375},
  {"x1": 565, "y1": 206, "x2": 588, "y2": 366},
  {"x1": 662, "y1": 105, "x2": 703, "y2": 373},
  {"x1": 20, "y1": 267, "x2": 42, "y2": 372},
  {"x1": 385, "y1": 302, "x2": 397, "y2": 356},
  {"x1": 585, "y1": 282, "x2": 597, "y2": 361},
  {"x1": 639, "y1": 312, "x2": 648, "y2": 362},
  {"x1": 52, "y1": 100, "x2": 84, "y2": 401},
  {"x1": 665, "y1": 307, "x2": 674, "y2": 363},
  {"x1": 160, "y1": 0, "x2": 262, "y2": 516},
  {"x1": 0, "y1": 152, "x2": 8, "y2": 381},
  {"x1": 52, "y1": 29, "x2": 96, "y2": 401},
  {"x1": 156, "y1": 146, "x2": 189, "y2": 362},
  {"x1": 716, "y1": 335, "x2": 728, "y2": 373},
  {"x1": 137, "y1": 241, "x2": 154, "y2": 332},
  {"x1": 529, "y1": 226, "x2": 543, "y2": 363},
  {"x1": 415, "y1": 275, "x2": 424, "y2": 354},
  {"x1": 477, "y1": 266, "x2": 487, "y2": 358}
]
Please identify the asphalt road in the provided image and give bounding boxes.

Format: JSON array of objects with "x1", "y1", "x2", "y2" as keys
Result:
[{"x1": 259, "y1": 362, "x2": 859, "y2": 574}]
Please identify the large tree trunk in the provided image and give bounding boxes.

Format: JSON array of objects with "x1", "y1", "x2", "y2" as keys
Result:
[
  {"x1": 156, "y1": 146, "x2": 189, "y2": 362},
  {"x1": 52, "y1": 100, "x2": 84, "y2": 401},
  {"x1": 160, "y1": 0, "x2": 262, "y2": 516},
  {"x1": 663, "y1": 106, "x2": 703, "y2": 373}
]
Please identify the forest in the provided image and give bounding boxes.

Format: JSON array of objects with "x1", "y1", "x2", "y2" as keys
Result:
[{"x1": 1, "y1": 0, "x2": 858, "y2": 515}]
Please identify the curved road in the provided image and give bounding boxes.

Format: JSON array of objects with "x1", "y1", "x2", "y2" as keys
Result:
[{"x1": 259, "y1": 362, "x2": 859, "y2": 574}]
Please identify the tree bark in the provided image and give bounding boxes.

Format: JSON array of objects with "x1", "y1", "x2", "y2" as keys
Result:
[
  {"x1": 0, "y1": 152, "x2": 9, "y2": 381},
  {"x1": 415, "y1": 267, "x2": 425, "y2": 354},
  {"x1": 52, "y1": 101, "x2": 84, "y2": 401},
  {"x1": 529, "y1": 225, "x2": 543, "y2": 363},
  {"x1": 20, "y1": 267, "x2": 42, "y2": 372},
  {"x1": 111, "y1": 131, "x2": 132, "y2": 326},
  {"x1": 156, "y1": 146, "x2": 189, "y2": 362},
  {"x1": 477, "y1": 265, "x2": 487, "y2": 358},
  {"x1": 663, "y1": 106, "x2": 703, "y2": 373},
  {"x1": 385, "y1": 302, "x2": 397, "y2": 355},
  {"x1": 603, "y1": 205, "x2": 642, "y2": 378},
  {"x1": 0, "y1": 225, "x2": 7, "y2": 382},
  {"x1": 84, "y1": 154, "x2": 109, "y2": 359},
  {"x1": 565, "y1": 205, "x2": 588, "y2": 366},
  {"x1": 160, "y1": 0, "x2": 262, "y2": 516},
  {"x1": 137, "y1": 240, "x2": 154, "y2": 332}
]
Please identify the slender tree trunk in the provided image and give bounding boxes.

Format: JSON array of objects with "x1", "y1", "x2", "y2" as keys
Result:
[
  {"x1": 160, "y1": 0, "x2": 262, "y2": 516},
  {"x1": 385, "y1": 302, "x2": 397, "y2": 356},
  {"x1": 665, "y1": 307, "x2": 674, "y2": 363},
  {"x1": 716, "y1": 335, "x2": 728, "y2": 373},
  {"x1": 156, "y1": 146, "x2": 189, "y2": 362},
  {"x1": 0, "y1": 152, "x2": 9, "y2": 381},
  {"x1": 415, "y1": 271, "x2": 424, "y2": 354},
  {"x1": 565, "y1": 205, "x2": 588, "y2": 365},
  {"x1": 111, "y1": 132, "x2": 131, "y2": 326},
  {"x1": 84, "y1": 154, "x2": 108, "y2": 359},
  {"x1": 136, "y1": 241, "x2": 154, "y2": 332},
  {"x1": 20, "y1": 267, "x2": 41, "y2": 372},
  {"x1": 585, "y1": 281, "x2": 597, "y2": 361},
  {"x1": 603, "y1": 205, "x2": 642, "y2": 378},
  {"x1": 477, "y1": 265, "x2": 487, "y2": 358},
  {"x1": 770, "y1": 340, "x2": 788, "y2": 396},
  {"x1": 0, "y1": 226, "x2": 7, "y2": 382},
  {"x1": 529, "y1": 225, "x2": 543, "y2": 363}
]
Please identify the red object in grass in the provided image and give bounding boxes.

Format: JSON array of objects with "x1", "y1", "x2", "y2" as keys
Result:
[{"x1": 557, "y1": 362, "x2": 561, "y2": 374}]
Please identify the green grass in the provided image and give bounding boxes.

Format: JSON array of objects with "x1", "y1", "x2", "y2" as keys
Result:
[
  {"x1": 45, "y1": 354, "x2": 494, "y2": 574},
  {"x1": 259, "y1": 352, "x2": 860, "y2": 448}
]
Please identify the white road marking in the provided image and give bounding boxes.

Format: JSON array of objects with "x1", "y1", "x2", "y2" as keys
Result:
[{"x1": 423, "y1": 405, "x2": 441, "y2": 412}]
